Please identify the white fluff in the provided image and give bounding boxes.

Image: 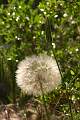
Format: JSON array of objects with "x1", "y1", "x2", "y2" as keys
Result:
[{"x1": 16, "y1": 54, "x2": 61, "y2": 96}]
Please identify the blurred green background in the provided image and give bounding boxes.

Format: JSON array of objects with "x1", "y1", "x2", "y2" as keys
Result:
[{"x1": 0, "y1": 0, "x2": 80, "y2": 119}]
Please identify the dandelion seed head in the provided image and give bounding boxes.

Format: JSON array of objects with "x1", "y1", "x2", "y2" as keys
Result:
[{"x1": 16, "y1": 55, "x2": 61, "y2": 96}]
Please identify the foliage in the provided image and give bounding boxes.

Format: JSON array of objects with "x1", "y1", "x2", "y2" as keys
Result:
[{"x1": 0, "y1": 0, "x2": 80, "y2": 119}]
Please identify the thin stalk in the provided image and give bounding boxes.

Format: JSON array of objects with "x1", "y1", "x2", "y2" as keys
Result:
[
  {"x1": 38, "y1": 75, "x2": 50, "y2": 120},
  {"x1": 69, "y1": 100, "x2": 73, "y2": 120},
  {"x1": 45, "y1": 18, "x2": 63, "y2": 79},
  {"x1": 66, "y1": 92, "x2": 73, "y2": 120}
]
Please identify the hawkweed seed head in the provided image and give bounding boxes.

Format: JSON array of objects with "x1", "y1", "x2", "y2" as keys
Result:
[{"x1": 16, "y1": 54, "x2": 61, "y2": 96}]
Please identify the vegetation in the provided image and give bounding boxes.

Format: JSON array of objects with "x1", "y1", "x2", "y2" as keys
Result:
[{"x1": 0, "y1": 0, "x2": 80, "y2": 119}]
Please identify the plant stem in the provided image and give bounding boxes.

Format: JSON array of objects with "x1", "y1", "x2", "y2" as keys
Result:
[
  {"x1": 67, "y1": 92, "x2": 73, "y2": 120},
  {"x1": 68, "y1": 99, "x2": 73, "y2": 120},
  {"x1": 38, "y1": 75, "x2": 50, "y2": 120}
]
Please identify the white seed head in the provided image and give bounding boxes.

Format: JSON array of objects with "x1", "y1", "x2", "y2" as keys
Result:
[{"x1": 16, "y1": 54, "x2": 61, "y2": 96}]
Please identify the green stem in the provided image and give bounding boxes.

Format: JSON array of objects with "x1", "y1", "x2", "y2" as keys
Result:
[
  {"x1": 38, "y1": 75, "x2": 50, "y2": 120},
  {"x1": 68, "y1": 99, "x2": 73, "y2": 120},
  {"x1": 67, "y1": 92, "x2": 73, "y2": 120}
]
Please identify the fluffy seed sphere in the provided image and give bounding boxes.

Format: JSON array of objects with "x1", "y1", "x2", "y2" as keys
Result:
[{"x1": 16, "y1": 54, "x2": 61, "y2": 96}]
